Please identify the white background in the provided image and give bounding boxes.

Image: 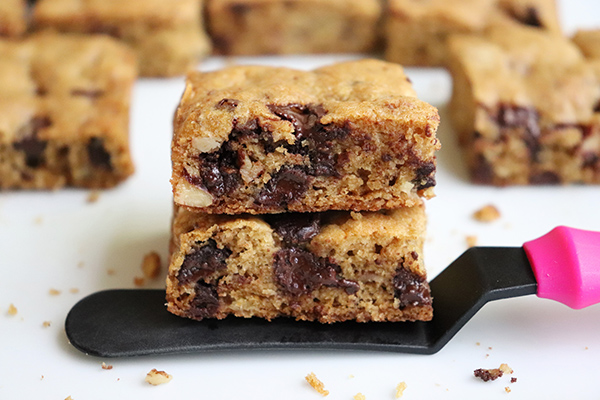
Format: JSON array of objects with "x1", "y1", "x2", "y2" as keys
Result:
[{"x1": 1, "y1": 1, "x2": 599, "y2": 398}]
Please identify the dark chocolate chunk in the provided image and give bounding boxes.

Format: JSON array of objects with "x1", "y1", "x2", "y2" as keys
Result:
[
  {"x1": 256, "y1": 167, "x2": 310, "y2": 207},
  {"x1": 594, "y1": 100, "x2": 600, "y2": 113},
  {"x1": 274, "y1": 248, "x2": 359, "y2": 296},
  {"x1": 187, "y1": 282, "x2": 220, "y2": 320},
  {"x1": 177, "y1": 239, "x2": 232, "y2": 285},
  {"x1": 530, "y1": 171, "x2": 560, "y2": 184},
  {"x1": 14, "y1": 116, "x2": 51, "y2": 168},
  {"x1": 194, "y1": 142, "x2": 241, "y2": 197},
  {"x1": 474, "y1": 368, "x2": 503, "y2": 382},
  {"x1": 268, "y1": 103, "x2": 347, "y2": 177},
  {"x1": 265, "y1": 213, "x2": 322, "y2": 247},
  {"x1": 393, "y1": 266, "x2": 431, "y2": 308},
  {"x1": 87, "y1": 137, "x2": 112, "y2": 169},
  {"x1": 71, "y1": 89, "x2": 105, "y2": 98},
  {"x1": 496, "y1": 104, "x2": 541, "y2": 157},
  {"x1": 215, "y1": 98, "x2": 239, "y2": 111},
  {"x1": 412, "y1": 161, "x2": 436, "y2": 190}
]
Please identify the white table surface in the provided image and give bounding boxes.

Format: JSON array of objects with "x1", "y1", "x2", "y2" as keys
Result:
[{"x1": 1, "y1": 1, "x2": 599, "y2": 398}]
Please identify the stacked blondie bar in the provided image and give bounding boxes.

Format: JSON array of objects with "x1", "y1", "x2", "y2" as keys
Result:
[{"x1": 166, "y1": 59, "x2": 440, "y2": 323}]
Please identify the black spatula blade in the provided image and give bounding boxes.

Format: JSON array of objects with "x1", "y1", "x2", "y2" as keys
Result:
[{"x1": 65, "y1": 247, "x2": 537, "y2": 357}]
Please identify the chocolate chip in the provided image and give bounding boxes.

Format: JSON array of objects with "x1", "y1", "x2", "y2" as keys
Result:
[
  {"x1": 14, "y1": 116, "x2": 51, "y2": 168},
  {"x1": 393, "y1": 266, "x2": 431, "y2": 308},
  {"x1": 594, "y1": 100, "x2": 600, "y2": 113},
  {"x1": 519, "y1": 7, "x2": 543, "y2": 28},
  {"x1": 187, "y1": 282, "x2": 220, "y2": 320},
  {"x1": 265, "y1": 213, "x2": 322, "y2": 247},
  {"x1": 71, "y1": 89, "x2": 104, "y2": 99},
  {"x1": 530, "y1": 171, "x2": 560, "y2": 184},
  {"x1": 177, "y1": 239, "x2": 232, "y2": 285},
  {"x1": 273, "y1": 248, "x2": 358, "y2": 296},
  {"x1": 474, "y1": 368, "x2": 503, "y2": 382},
  {"x1": 412, "y1": 161, "x2": 436, "y2": 190},
  {"x1": 87, "y1": 137, "x2": 112, "y2": 169},
  {"x1": 256, "y1": 167, "x2": 310, "y2": 207},
  {"x1": 215, "y1": 98, "x2": 239, "y2": 111}
]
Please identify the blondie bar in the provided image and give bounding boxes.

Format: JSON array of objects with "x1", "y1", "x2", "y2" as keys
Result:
[
  {"x1": 32, "y1": 0, "x2": 211, "y2": 77},
  {"x1": 0, "y1": 34, "x2": 136, "y2": 189},
  {"x1": 0, "y1": 0, "x2": 26, "y2": 37},
  {"x1": 166, "y1": 202, "x2": 432, "y2": 323},
  {"x1": 206, "y1": 0, "x2": 381, "y2": 55},
  {"x1": 384, "y1": 0, "x2": 560, "y2": 67},
  {"x1": 172, "y1": 59, "x2": 440, "y2": 214},
  {"x1": 448, "y1": 26, "x2": 600, "y2": 185}
]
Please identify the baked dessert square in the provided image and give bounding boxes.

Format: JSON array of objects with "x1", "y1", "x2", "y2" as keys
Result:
[
  {"x1": 0, "y1": 33, "x2": 136, "y2": 189},
  {"x1": 206, "y1": 0, "x2": 381, "y2": 55},
  {"x1": 172, "y1": 59, "x2": 440, "y2": 214},
  {"x1": 32, "y1": 0, "x2": 211, "y2": 77},
  {"x1": 0, "y1": 0, "x2": 27, "y2": 37},
  {"x1": 448, "y1": 26, "x2": 600, "y2": 185},
  {"x1": 384, "y1": 0, "x2": 561, "y2": 67},
  {"x1": 573, "y1": 29, "x2": 600, "y2": 60},
  {"x1": 166, "y1": 202, "x2": 433, "y2": 323}
]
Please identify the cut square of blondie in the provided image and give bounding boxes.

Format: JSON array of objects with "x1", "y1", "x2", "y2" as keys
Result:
[
  {"x1": 206, "y1": 0, "x2": 381, "y2": 55},
  {"x1": 0, "y1": 0, "x2": 27, "y2": 37},
  {"x1": 384, "y1": 0, "x2": 561, "y2": 67},
  {"x1": 32, "y1": 0, "x2": 211, "y2": 77},
  {"x1": 0, "y1": 33, "x2": 136, "y2": 189},
  {"x1": 172, "y1": 59, "x2": 440, "y2": 214},
  {"x1": 448, "y1": 25, "x2": 600, "y2": 185},
  {"x1": 166, "y1": 202, "x2": 433, "y2": 323}
]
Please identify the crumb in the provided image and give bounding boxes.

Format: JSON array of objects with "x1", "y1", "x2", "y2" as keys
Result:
[
  {"x1": 585, "y1": 347, "x2": 589, "y2": 350},
  {"x1": 33, "y1": 216, "x2": 43, "y2": 225},
  {"x1": 474, "y1": 368, "x2": 503, "y2": 382},
  {"x1": 511, "y1": 377, "x2": 517, "y2": 383},
  {"x1": 488, "y1": 346, "x2": 493, "y2": 350},
  {"x1": 396, "y1": 382, "x2": 407, "y2": 398},
  {"x1": 486, "y1": 354, "x2": 490, "y2": 358},
  {"x1": 141, "y1": 251, "x2": 162, "y2": 279},
  {"x1": 134, "y1": 277, "x2": 145, "y2": 287},
  {"x1": 107, "y1": 269, "x2": 116, "y2": 275},
  {"x1": 145, "y1": 369, "x2": 172, "y2": 385},
  {"x1": 49, "y1": 288, "x2": 61, "y2": 296},
  {"x1": 466, "y1": 235, "x2": 478, "y2": 247},
  {"x1": 69, "y1": 288, "x2": 79, "y2": 294},
  {"x1": 473, "y1": 204, "x2": 501, "y2": 222},
  {"x1": 476, "y1": 342, "x2": 481, "y2": 346},
  {"x1": 354, "y1": 393, "x2": 366, "y2": 400},
  {"x1": 86, "y1": 190, "x2": 101, "y2": 203},
  {"x1": 43, "y1": 321, "x2": 51, "y2": 327},
  {"x1": 499, "y1": 364, "x2": 513, "y2": 374},
  {"x1": 77, "y1": 261, "x2": 84, "y2": 268},
  {"x1": 7, "y1": 303, "x2": 17, "y2": 316},
  {"x1": 348, "y1": 374, "x2": 355, "y2": 379},
  {"x1": 305, "y1": 372, "x2": 329, "y2": 396},
  {"x1": 41, "y1": 375, "x2": 44, "y2": 380},
  {"x1": 65, "y1": 397, "x2": 74, "y2": 400},
  {"x1": 101, "y1": 362, "x2": 113, "y2": 370},
  {"x1": 505, "y1": 387, "x2": 511, "y2": 393}
]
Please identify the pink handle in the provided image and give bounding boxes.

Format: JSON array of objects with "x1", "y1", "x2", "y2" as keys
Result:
[{"x1": 523, "y1": 226, "x2": 600, "y2": 309}]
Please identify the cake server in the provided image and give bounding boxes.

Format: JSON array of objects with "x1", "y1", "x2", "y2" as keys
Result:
[{"x1": 65, "y1": 226, "x2": 600, "y2": 357}]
